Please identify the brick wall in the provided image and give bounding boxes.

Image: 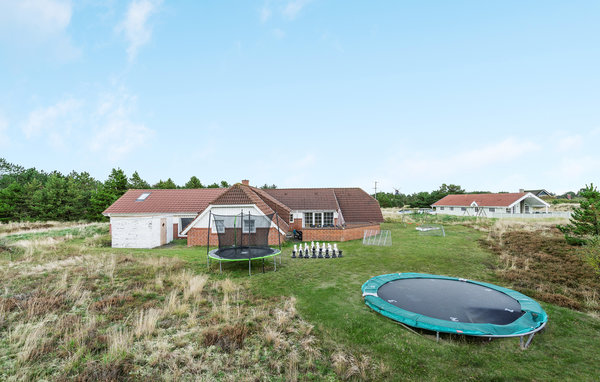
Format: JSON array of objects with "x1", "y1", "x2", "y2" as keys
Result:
[
  {"x1": 301, "y1": 224, "x2": 380, "y2": 242},
  {"x1": 187, "y1": 227, "x2": 286, "y2": 246}
]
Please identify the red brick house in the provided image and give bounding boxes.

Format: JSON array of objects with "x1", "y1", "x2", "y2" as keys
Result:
[{"x1": 104, "y1": 180, "x2": 383, "y2": 248}]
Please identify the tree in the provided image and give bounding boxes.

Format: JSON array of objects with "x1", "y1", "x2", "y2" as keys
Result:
[
  {"x1": 206, "y1": 182, "x2": 220, "y2": 188},
  {"x1": 153, "y1": 178, "x2": 177, "y2": 189},
  {"x1": 129, "y1": 171, "x2": 150, "y2": 189},
  {"x1": 185, "y1": 176, "x2": 204, "y2": 189},
  {"x1": 558, "y1": 184, "x2": 600, "y2": 245},
  {"x1": 260, "y1": 184, "x2": 277, "y2": 189},
  {"x1": 220, "y1": 180, "x2": 230, "y2": 188},
  {"x1": 105, "y1": 168, "x2": 129, "y2": 196}
]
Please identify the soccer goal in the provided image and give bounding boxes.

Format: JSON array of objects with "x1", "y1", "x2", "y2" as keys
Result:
[
  {"x1": 416, "y1": 224, "x2": 445, "y2": 237},
  {"x1": 363, "y1": 230, "x2": 392, "y2": 246}
]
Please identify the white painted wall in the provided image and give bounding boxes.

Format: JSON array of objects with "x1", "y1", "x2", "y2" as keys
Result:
[{"x1": 110, "y1": 215, "x2": 173, "y2": 248}]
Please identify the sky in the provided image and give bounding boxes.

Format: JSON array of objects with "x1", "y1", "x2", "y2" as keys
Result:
[{"x1": 1, "y1": 0, "x2": 599, "y2": 195}]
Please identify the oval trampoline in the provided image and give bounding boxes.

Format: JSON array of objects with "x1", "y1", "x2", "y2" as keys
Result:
[{"x1": 362, "y1": 273, "x2": 547, "y2": 348}]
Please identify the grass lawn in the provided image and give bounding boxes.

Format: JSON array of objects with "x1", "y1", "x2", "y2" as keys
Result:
[{"x1": 2, "y1": 221, "x2": 599, "y2": 380}]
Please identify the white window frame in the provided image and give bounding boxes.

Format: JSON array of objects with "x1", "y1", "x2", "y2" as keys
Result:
[
  {"x1": 290, "y1": 213, "x2": 294, "y2": 223},
  {"x1": 323, "y1": 212, "x2": 333, "y2": 226},
  {"x1": 214, "y1": 219, "x2": 225, "y2": 233},
  {"x1": 243, "y1": 219, "x2": 256, "y2": 233}
]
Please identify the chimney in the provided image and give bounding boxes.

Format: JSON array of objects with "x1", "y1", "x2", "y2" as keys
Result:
[
  {"x1": 519, "y1": 189, "x2": 524, "y2": 193},
  {"x1": 242, "y1": 179, "x2": 249, "y2": 186}
]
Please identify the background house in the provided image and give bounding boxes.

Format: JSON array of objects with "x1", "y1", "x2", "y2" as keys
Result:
[
  {"x1": 432, "y1": 192, "x2": 550, "y2": 217},
  {"x1": 104, "y1": 180, "x2": 383, "y2": 248}
]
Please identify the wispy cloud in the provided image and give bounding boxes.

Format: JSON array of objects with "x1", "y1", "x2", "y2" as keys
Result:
[
  {"x1": 260, "y1": 3, "x2": 272, "y2": 22},
  {"x1": 116, "y1": 0, "x2": 162, "y2": 61},
  {"x1": 90, "y1": 88, "x2": 155, "y2": 160},
  {"x1": 0, "y1": 0, "x2": 79, "y2": 60},
  {"x1": 556, "y1": 134, "x2": 583, "y2": 152},
  {"x1": 282, "y1": 0, "x2": 313, "y2": 19},
  {"x1": 0, "y1": 0, "x2": 72, "y2": 33},
  {"x1": 22, "y1": 98, "x2": 83, "y2": 148}
]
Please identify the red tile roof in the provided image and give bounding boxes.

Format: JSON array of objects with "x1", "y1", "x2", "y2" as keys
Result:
[
  {"x1": 332, "y1": 188, "x2": 384, "y2": 223},
  {"x1": 432, "y1": 193, "x2": 527, "y2": 207},
  {"x1": 265, "y1": 187, "x2": 384, "y2": 224},
  {"x1": 210, "y1": 183, "x2": 290, "y2": 231},
  {"x1": 103, "y1": 188, "x2": 226, "y2": 215}
]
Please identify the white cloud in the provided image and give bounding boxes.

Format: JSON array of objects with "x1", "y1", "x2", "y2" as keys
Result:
[
  {"x1": 0, "y1": 0, "x2": 78, "y2": 60},
  {"x1": 399, "y1": 138, "x2": 540, "y2": 176},
  {"x1": 0, "y1": 0, "x2": 71, "y2": 33},
  {"x1": 116, "y1": 0, "x2": 162, "y2": 61},
  {"x1": 90, "y1": 88, "x2": 155, "y2": 160},
  {"x1": 282, "y1": 0, "x2": 313, "y2": 19},
  {"x1": 260, "y1": 4, "x2": 272, "y2": 22},
  {"x1": 556, "y1": 134, "x2": 583, "y2": 152},
  {"x1": 22, "y1": 98, "x2": 83, "y2": 148},
  {"x1": 272, "y1": 28, "x2": 286, "y2": 39}
]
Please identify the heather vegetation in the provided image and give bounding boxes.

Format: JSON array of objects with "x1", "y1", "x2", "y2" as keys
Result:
[{"x1": 1, "y1": 219, "x2": 599, "y2": 380}]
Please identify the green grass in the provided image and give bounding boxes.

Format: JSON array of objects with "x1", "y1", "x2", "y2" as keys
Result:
[
  {"x1": 130, "y1": 222, "x2": 600, "y2": 380},
  {"x1": 3, "y1": 221, "x2": 600, "y2": 380}
]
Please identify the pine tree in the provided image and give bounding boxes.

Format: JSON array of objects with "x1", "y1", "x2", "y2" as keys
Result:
[
  {"x1": 130, "y1": 171, "x2": 150, "y2": 189},
  {"x1": 153, "y1": 178, "x2": 177, "y2": 189},
  {"x1": 558, "y1": 184, "x2": 600, "y2": 245},
  {"x1": 184, "y1": 176, "x2": 204, "y2": 189}
]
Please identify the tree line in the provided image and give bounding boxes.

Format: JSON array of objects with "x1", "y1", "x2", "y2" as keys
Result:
[
  {"x1": 374, "y1": 183, "x2": 469, "y2": 208},
  {"x1": 0, "y1": 158, "x2": 233, "y2": 222}
]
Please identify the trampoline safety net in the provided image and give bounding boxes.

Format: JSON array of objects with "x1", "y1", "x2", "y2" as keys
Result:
[{"x1": 211, "y1": 211, "x2": 275, "y2": 249}]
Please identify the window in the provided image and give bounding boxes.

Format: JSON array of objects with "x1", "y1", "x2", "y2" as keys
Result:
[
  {"x1": 136, "y1": 192, "x2": 151, "y2": 201},
  {"x1": 440, "y1": 207, "x2": 445, "y2": 210},
  {"x1": 214, "y1": 219, "x2": 225, "y2": 233},
  {"x1": 290, "y1": 213, "x2": 294, "y2": 223},
  {"x1": 243, "y1": 219, "x2": 256, "y2": 233},
  {"x1": 474, "y1": 207, "x2": 479, "y2": 212},
  {"x1": 489, "y1": 208, "x2": 495, "y2": 212},
  {"x1": 304, "y1": 212, "x2": 313, "y2": 227},
  {"x1": 180, "y1": 218, "x2": 194, "y2": 233},
  {"x1": 324, "y1": 212, "x2": 334, "y2": 226},
  {"x1": 461, "y1": 207, "x2": 467, "y2": 211},
  {"x1": 314, "y1": 213, "x2": 322, "y2": 227},
  {"x1": 506, "y1": 208, "x2": 512, "y2": 214},
  {"x1": 449, "y1": 207, "x2": 454, "y2": 211}
]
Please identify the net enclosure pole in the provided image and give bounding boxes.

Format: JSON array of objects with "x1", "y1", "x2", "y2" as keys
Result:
[{"x1": 206, "y1": 211, "x2": 212, "y2": 269}]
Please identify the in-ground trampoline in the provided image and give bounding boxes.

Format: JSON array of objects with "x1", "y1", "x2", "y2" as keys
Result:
[
  {"x1": 362, "y1": 273, "x2": 547, "y2": 348},
  {"x1": 207, "y1": 211, "x2": 282, "y2": 275}
]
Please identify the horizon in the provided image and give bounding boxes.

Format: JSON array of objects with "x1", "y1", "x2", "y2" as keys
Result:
[{"x1": 1, "y1": 1, "x2": 599, "y2": 195}]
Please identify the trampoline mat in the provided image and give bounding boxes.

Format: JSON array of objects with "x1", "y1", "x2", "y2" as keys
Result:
[
  {"x1": 210, "y1": 246, "x2": 278, "y2": 260},
  {"x1": 377, "y1": 278, "x2": 524, "y2": 325}
]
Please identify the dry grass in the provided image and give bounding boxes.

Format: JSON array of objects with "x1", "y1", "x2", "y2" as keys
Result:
[
  {"x1": 0, "y1": 224, "x2": 340, "y2": 380},
  {"x1": 482, "y1": 222, "x2": 600, "y2": 312},
  {"x1": 134, "y1": 308, "x2": 161, "y2": 337}
]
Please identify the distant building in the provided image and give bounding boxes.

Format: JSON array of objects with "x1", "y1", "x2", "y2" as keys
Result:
[
  {"x1": 522, "y1": 189, "x2": 552, "y2": 197},
  {"x1": 431, "y1": 192, "x2": 550, "y2": 216}
]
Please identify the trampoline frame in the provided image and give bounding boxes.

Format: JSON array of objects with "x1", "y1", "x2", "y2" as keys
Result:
[
  {"x1": 362, "y1": 273, "x2": 548, "y2": 349},
  {"x1": 206, "y1": 210, "x2": 283, "y2": 276}
]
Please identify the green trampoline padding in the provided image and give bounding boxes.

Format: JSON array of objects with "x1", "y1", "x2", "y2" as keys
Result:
[{"x1": 362, "y1": 273, "x2": 548, "y2": 337}]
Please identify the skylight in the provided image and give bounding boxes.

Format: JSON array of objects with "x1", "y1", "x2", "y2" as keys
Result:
[{"x1": 136, "y1": 192, "x2": 151, "y2": 201}]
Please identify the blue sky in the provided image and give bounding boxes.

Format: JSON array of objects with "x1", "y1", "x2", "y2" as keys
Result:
[{"x1": 1, "y1": 0, "x2": 599, "y2": 194}]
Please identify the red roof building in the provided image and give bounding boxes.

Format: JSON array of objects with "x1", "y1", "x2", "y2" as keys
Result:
[
  {"x1": 104, "y1": 180, "x2": 383, "y2": 248},
  {"x1": 432, "y1": 192, "x2": 549, "y2": 216}
]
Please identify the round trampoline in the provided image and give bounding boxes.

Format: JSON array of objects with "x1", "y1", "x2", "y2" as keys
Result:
[
  {"x1": 206, "y1": 211, "x2": 283, "y2": 275},
  {"x1": 362, "y1": 273, "x2": 547, "y2": 347},
  {"x1": 208, "y1": 246, "x2": 281, "y2": 261}
]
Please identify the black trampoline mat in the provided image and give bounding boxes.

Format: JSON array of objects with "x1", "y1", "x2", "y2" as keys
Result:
[
  {"x1": 213, "y1": 246, "x2": 278, "y2": 260},
  {"x1": 377, "y1": 278, "x2": 523, "y2": 325}
]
